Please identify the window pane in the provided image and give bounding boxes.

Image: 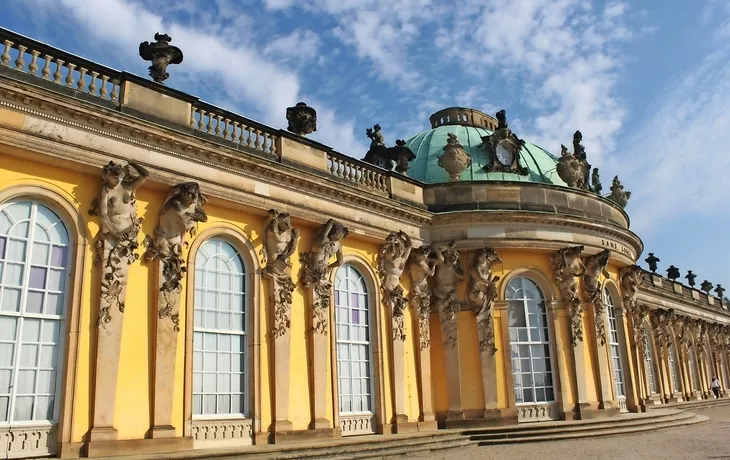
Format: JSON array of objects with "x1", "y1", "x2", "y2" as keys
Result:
[
  {"x1": 26, "y1": 291, "x2": 44, "y2": 314},
  {"x1": 32, "y1": 243, "x2": 49, "y2": 265},
  {"x1": 50, "y1": 246, "x2": 67, "y2": 267},
  {"x1": 7, "y1": 240, "x2": 27, "y2": 262}
]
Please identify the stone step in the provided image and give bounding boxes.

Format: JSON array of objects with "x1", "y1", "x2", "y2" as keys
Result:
[
  {"x1": 462, "y1": 409, "x2": 687, "y2": 436},
  {"x1": 652, "y1": 398, "x2": 730, "y2": 412},
  {"x1": 467, "y1": 411, "x2": 695, "y2": 441},
  {"x1": 474, "y1": 414, "x2": 708, "y2": 446},
  {"x1": 325, "y1": 439, "x2": 473, "y2": 460}
]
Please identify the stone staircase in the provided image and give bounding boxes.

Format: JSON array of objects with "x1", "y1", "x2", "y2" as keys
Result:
[
  {"x1": 90, "y1": 408, "x2": 710, "y2": 460},
  {"x1": 649, "y1": 396, "x2": 730, "y2": 412}
]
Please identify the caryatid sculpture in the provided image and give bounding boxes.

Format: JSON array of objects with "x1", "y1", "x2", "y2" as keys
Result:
[
  {"x1": 620, "y1": 265, "x2": 646, "y2": 353},
  {"x1": 377, "y1": 231, "x2": 413, "y2": 341},
  {"x1": 408, "y1": 245, "x2": 443, "y2": 349},
  {"x1": 144, "y1": 182, "x2": 208, "y2": 331},
  {"x1": 467, "y1": 248, "x2": 502, "y2": 354},
  {"x1": 300, "y1": 219, "x2": 349, "y2": 334},
  {"x1": 433, "y1": 242, "x2": 464, "y2": 349},
  {"x1": 262, "y1": 210, "x2": 300, "y2": 338},
  {"x1": 582, "y1": 249, "x2": 611, "y2": 345},
  {"x1": 551, "y1": 245, "x2": 585, "y2": 345},
  {"x1": 89, "y1": 160, "x2": 149, "y2": 327}
]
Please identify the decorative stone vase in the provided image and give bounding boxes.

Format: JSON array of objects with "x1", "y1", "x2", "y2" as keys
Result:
[
  {"x1": 286, "y1": 102, "x2": 317, "y2": 135},
  {"x1": 555, "y1": 152, "x2": 583, "y2": 188},
  {"x1": 138, "y1": 33, "x2": 183, "y2": 84},
  {"x1": 438, "y1": 133, "x2": 471, "y2": 181}
]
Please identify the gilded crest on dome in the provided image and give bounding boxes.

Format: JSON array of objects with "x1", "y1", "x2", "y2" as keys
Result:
[{"x1": 480, "y1": 110, "x2": 528, "y2": 175}]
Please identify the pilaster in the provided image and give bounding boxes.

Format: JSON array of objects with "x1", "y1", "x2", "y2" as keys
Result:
[
  {"x1": 591, "y1": 302, "x2": 616, "y2": 412},
  {"x1": 616, "y1": 309, "x2": 638, "y2": 412}
]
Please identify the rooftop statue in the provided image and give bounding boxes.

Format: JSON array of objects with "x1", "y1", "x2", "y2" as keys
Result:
[
  {"x1": 138, "y1": 33, "x2": 183, "y2": 84},
  {"x1": 286, "y1": 102, "x2": 317, "y2": 136},
  {"x1": 701, "y1": 280, "x2": 714, "y2": 294},
  {"x1": 555, "y1": 143, "x2": 583, "y2": 188},
  {"x1": 591, "y1": 168, "x2": 602, "y2": 195},
  {"x1": 715, "y1": 284, "x2": 725, "y2": 299},
  {"x1": 666, "y1": 265, "x2": 680, "y2": 281},
  {"x1": 573, "y1": 131, "x2": 591, "y2": 190},
  {"x1": 389, "y1": 139, "x2": 416, "y2": 175},
  {"x1": 685, "y1": 270, "x2": 697, "y2": 287},
  {"x1": 363, "y1": 124, "x2": 392, "y2": 170},
  {"x1": 608, "y1": 175, "x2": 631, "y2": 208},
  {"x1": 645, "y1": 253, "x2": 660, "y2": 273},
  {"x1": 438, "y1": 133, "x2": 471, "y2": 181}
]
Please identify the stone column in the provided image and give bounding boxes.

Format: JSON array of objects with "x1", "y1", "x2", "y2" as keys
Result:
[
  {"x1": 547, "y1": 302, "x2": 573, "y2": 419},
  {"x1": 390, "y1": 304, "x2": 409, "y2": 430},
  {"x1": 497, "y1": 305, "x2": 517, "y2": 417},
  {"x1": 592, "y1": 303, "x2": 616, "y2": 411},
  {"x1": 300, "y1": 218, "x2": 348, "y2": 432},
  {"x1": 88, "y1": 161, "x2": 147, "y2": 443},
  {"x1": 143, "y1": 182, "x2": 208, "y2": 438}
]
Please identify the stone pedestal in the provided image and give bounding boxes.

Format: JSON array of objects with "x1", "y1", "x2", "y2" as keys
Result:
[
  {"x1": 414, "y1": 309, "x2": 436, "y2": 429},
  {"x1": 440, "y1": 311, "x2": 463, "y2": 422},
  {"x1": 391, "y1": 323, "x2": 409, "y2": 429},
  {"x1": 273, "y1": 326, "x2": 292, "y2": 433},
  {"x1": 309, "y1": 289, "x2": 330, "y2": 430}
]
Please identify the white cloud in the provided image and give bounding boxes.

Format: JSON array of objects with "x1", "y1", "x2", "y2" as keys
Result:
[
  {"x1": 17, "y1": 0, "x2": 365, "y2": 156},
  {"x1": 264, "y1": 29, "x2": 321, "y2": 64}
]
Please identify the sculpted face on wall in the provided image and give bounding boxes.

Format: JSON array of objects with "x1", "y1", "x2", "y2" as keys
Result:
[
  {"x1": 89, "y1": 160, "x2": 149, "y2": 327},
  {"x1": 551, "y1": 245, "x2": 585, "y2": 346},
  {"x1": 300, "y1": 219, "x2": 348, "y2": 334},
  {"x1": 408, "y1": 245, "x2": 443, "y2": 350},
  {"x1": 262, "y1": 209, "x2": 300, "y2": 338},
  {"x1": 467, "y1": 248, "x2": 501, "y2": 354},
  {"x1": 581, "y1": 249, "x2": 611, "y2": 345},
  {"x1": 433, "y1": 242, "x2": 464, "y2": 349},
  {"x1": 377, "y1": 231, "x2": 413, "y2": 341},
  {"x1": 144, "y1": 182, "x2": 208, "y2": 331}
]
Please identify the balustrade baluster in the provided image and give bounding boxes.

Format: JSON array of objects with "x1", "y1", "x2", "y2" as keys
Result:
[
  {"x1": 263, "y1": 133, "x2": 271, "y2": 153},
  {"x1": 215, "y1": 114, "x2": 223, "y2": 136},
  {"x1": 232, "y1": 122, "x2": 240, "y2": 143},
  {"x1": 89, "y1": 71, "x2": 99, "y2": 96},
  {"x1": 1, "y1": 41, "x2": 12, "y2": 67},
  {"x1": 255, "y1": 130, "x2": 263, "y2": 150},
  {"x1": 14, "y1": 45, "x2": 26, "y2": 70},
  {"x1": 110, "y1": 79, "x2": 120, "y2": 102},
  {"x1": 198, "y1": 110, "x2": 206, "y2": 130},
  {"x1": 77, "y1": 68, "x2": 88, "y2": 91},
  {"x1": 28, "y1": 50, "x2": 40, "y2": 76},
  {"x1": 270, "y1": 135, "x2": 277, "y2": 156},
  {"x1": 247, "y1": 127, "x2": 255, "y2": 147},
  {"x1": 224, "y1": 119, "x2": 232, "y2": 140},
  {"x1": 336, "y1": 159, "x2": 344, "y2": 177},
  {"x1": 100, "y1": 75, "x2": 109, "y2": 99},
  {"x1": 65, "y1": 63, "x2": 76, "y2": 87},
  {"x1": 190, "y1": 107, "x2": 198, "y2": 127},
  {"x1": 53, "y1": 59, "x2": 64, "y2": 83},
  {"x1": 207, "y1": 113, "x2": 215, "y2": 134},
  {"x1": 41, "y1": 55, "x2": 52, "y2": 80}
]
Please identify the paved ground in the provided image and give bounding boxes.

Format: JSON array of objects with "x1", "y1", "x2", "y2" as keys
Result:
[{"x1": 401, "y1": 405, "x2": 730, "y2": 460}]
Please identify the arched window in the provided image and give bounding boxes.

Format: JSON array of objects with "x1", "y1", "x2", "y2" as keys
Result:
[
  {"x1": 506, "y1": 277, "x2": 554, "y2": 404},
  {"x1": 0, "y1": 200, "x2": 70, "y2": 423},
  {"x1": 644, "y1": 323, "x2": 658, "y2": 394},
  {"x1": 689, "y1": 345, "x2": 700, "y2": 391},
  {"x1": 603, "y1": 289, "x2": 626, "y2": 399},
  {"x1": 668, "y1": 342, "x2": 680, "y2": 393},
  {"x1": 192, "y1": 238, "x2": 247, "y2": 417},
  {"x1": 334, "y1": 265, "x2": 373, "y2": 420}
]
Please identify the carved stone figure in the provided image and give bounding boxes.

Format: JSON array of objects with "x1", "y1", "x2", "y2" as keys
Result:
[
  {"x1": 300, "y1": 219, "x2": 348, "y2": 334},
  {"x1": 619, "y1": 265, "x2": 642, "y2": 311},
  {"x1": 481, "y1": 110, "x2": 528, "y2": 175},
  {"x1": 89, "y1": 161, "x2": 149, "y2": 327},
  {"x1": 645, "y1": 253, "x2": 660, "y2": 273},
  {"x1": 138, "y1": 33, "x2": 183, "y2": 84},
  {"x1": 377, "y1": 231, "x2": 413, "y2": 341},
  {"x1": 572, "y1": 131, "x2": 591, "y2": 190},
  {"x1": 685, "y1": 270, "x2": 697, "y2": 287},
  {"x1": 438, "y1": 133, "x2": 472, "y2": 181},
  {"x1": 467, "y1": 248, "x2": 502, "y2": 354},
  {"x1": 389, "y1": 140, "x2": 416, "y2": 175},
  {"x1": 363, "y1": 124, "x2": 392, "y2": 170},
  {"x1": 666, "y1": 265, "x2": 680, "y2": 281},
  {"x1": 551, "y1": 245, "x2": 585, "y2": 345},
  {"x1": 555, "y1": 144, "x2": 584, "y2": 188},
  {"x1": 582, "y1": 250, "x2": 611, "y2": 345},
  {"x1": 433, "y1": 242, "x2": 464, "y2": 348},
  {"x1": 673, "y1": 315, "x2": 690, "y2": 360},
  {"x1": 409, "y1": 245, "x2": 443, "y2": 349},
  {"x1": 651, "y1": 309, "x2": 675, "y2": 359},
  {"x1": 701, "y1": 280, "x2": 714, "y2": 294},
  {"x1": 608, "y1": 176, "x2": 631, "y2": 208},
  {"x1": 262, "y1": 210, "x2": 300, "y2": 338},
  {"x1": 286, "y1": 102, "x2": 317, "y2": 136},
  {"x1": 715, "y1": 284, "x2": 725, "y2": 299},
  {"x1": 633, "y1": 304, "x2": 650, "y2": 359},
  {"x1": 144, "y1": 182, "x2": 208, "y2": 331},
  {"x1": 693, "y1": 320, "x2": 708, "y2": 356},
  {"x1": 591, "y1": 168, "x2": 602, "y2": 195}
]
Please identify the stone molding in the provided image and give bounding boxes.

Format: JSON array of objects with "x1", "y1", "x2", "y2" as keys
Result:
[
  {"x1": 191, "y1": 419, "x2": 253, "y2": 446},
  {"x1": 339, "y1": 414, "x2": 376, "y2": 436},
  {"x1": 516, "y1": 403, "x2": 560, "y2": 422}
]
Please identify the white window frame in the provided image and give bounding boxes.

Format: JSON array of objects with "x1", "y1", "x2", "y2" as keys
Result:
[
  {"x1": 668, "y1": 342, "x2": 680, "y2": 393},
  {"x1": 506, "y1": 277, "x2": 555, "y2": 405},
  {"x1": 644, "y1": 323, "x2": 658, "y2": 394},
  {"x1": 334, "y1": 265, "x2": 374, "y2": 416},
  {"x1": 0, "y1": 200, "x2": 69, "y2": 428},
  {"x1": 689, "y1": 345, "x2": 700, "y2": 391},
  {"x1": 604, "y1": 288, "x2": 626, "y2": 398},
  {"x1": 192, "y1": 237, "x2": 248, "y2": 420}
]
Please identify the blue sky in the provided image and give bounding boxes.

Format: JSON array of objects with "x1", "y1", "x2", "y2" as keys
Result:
[{"x1": 3, "y1": 0, "x2": 729, "y2": 290}]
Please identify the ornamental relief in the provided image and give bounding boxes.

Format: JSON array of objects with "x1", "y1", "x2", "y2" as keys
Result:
[
  {"x1": 467, "y1": 248, "x2": 501, "y2": 355},
  {"x1": 408, "y1": 245, "x2": 443, "y2": 350},
  {"x1": 377, "y1": 231, "x2": 413, "y2": 342},
  {"x1": 581, "y1": 249, "x2": 611, "y2": 345},
  {"x1": 433, "y1": 242, "x2": 463, "y2": 349},
  {"x1": 551, "y1": 245, "x2": 585, "y2": 346}
]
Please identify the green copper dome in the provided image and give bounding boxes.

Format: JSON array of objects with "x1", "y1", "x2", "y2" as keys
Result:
[{"x1": 403, "y1": 108, "x2": 567, "y2": 186}]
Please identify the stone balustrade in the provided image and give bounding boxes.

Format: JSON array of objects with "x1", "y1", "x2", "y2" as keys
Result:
[
  {"x1": 0, "y1": 28, "x2": 121, "y2": 104},
  {"x1": 190, "y1": 103, "x2": 277, "y2": 156},
  {"x1": 327, "y1": 151, "x2": 389, "y2": 193}
]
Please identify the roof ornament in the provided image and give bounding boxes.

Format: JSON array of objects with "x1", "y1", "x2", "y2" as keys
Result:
[
  {"x1": 138, "y1": 33, "x2": 183, "y2": 84},
  {"x1": 701, "y1": 280, "x2": 714, "y2": 294},
  {"x1": 480, "y1": 110, "x2": 528, "y2": 175},
  {"x1": 685, "y1": 270, "x2": 697, "y2": 287},
  {"x1": 286, "y1": 102, "x2": 317, "y2": 136},
  {"x1": 715, "y1": 284, "x2": 725, "y2": 299},
  {"x1": 644, "y1": 253, "x2": 660, "y2": 273},
  {"x1": 591, "y1": 168, "x2": 602, "y2": 195},
  {"x1": 438, "y1": 133, "x2": 472, "y2": 181},
  {"x1": 362, "y1": 125, "x2": 416, "y2": 174},
  {"x1": 556, "y1": 130, "x2": 597, "y2": 191},
  {"x1": 608, "y1": 175, "x2": 631, "y2": 208},
  {"x1": 666, "y1": 265, "x2": 680, "y2": 281}
]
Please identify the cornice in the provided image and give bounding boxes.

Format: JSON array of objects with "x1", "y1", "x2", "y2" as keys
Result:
[
  {"x1": 0, "y1": 80, "x2": 432, "y2": 228},
  {"x1": 637, "y1": 286, "x2": 730, "y2": 324}
]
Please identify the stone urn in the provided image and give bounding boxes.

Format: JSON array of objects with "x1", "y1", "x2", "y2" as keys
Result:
[
  {"x1": 438, "y1": 133, "x2": 471, "y2": 181},
  {"x1": 555, "y1": 145, "x2": 583, "y2": 188}
]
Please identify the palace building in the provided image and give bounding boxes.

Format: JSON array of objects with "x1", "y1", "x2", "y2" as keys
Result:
[{"x1": 0, "y1": 27, "x2": 728, "y2": 459}]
